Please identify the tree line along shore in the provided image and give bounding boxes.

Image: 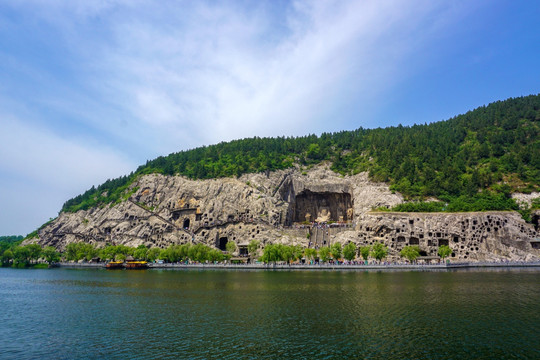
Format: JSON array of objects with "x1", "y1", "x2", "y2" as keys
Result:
[{"x1": 1, "y1": 239, "x2": 454, "y2": 268}]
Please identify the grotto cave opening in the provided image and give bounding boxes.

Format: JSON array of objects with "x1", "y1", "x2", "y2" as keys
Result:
[{"x1": 291, "y1": 190, "x2": 353, "y2": 224}]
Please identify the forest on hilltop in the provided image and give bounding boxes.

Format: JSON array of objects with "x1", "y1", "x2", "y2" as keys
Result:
[{"x1": 61, "y1": 95, "x2": 540, "y2": 216}]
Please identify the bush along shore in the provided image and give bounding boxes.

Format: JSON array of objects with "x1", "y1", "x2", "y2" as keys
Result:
[{"x1": 3, "y1": 240, "x2": 540, "y2": 270}]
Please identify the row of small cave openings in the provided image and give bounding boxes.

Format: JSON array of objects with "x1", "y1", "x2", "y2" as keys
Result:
[
  {"x1": 172, "y1": 209, "x2": 256, "y2": 230},
  {"x1": 393, "y1": 236, "x2": 452, "y2": 247}
]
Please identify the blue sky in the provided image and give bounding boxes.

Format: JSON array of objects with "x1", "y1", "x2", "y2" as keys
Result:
[{"x1": 1, "y1": 0, "x2": 539, "y2": 235}]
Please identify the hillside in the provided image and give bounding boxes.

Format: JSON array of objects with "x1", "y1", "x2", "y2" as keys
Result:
[
  {"x1": 26, "y1": 164, "x2": 540, "y2": 262},
  {"x1": 61, "y1": 95, "x2": 540, "y2": 214}
]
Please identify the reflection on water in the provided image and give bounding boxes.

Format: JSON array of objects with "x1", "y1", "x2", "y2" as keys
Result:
[{"x1": 1, "y1": 268, "x2": 539, "y2": 359}]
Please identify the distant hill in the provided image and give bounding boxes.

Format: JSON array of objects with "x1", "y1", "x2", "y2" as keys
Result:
[
  {"x1": 61, "y1": 94, "x2": 540, "y2": 214},
  {"x1": 0, "y1": 235, "x2": 23, "y2": 243},
  {"x1": 0, "y1": 236, "x2": 23, "y2": 254}
]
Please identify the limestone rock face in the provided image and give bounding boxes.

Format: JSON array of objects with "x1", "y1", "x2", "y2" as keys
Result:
[
  {"x1": 28, "y1": 164, "x2": 539, "y2": 261},
  {"x1": 511, "y1": 192, "x2": 540, "y2": 208},
  {"x1": 349, "y1": 212, "x2": 539, "y2": 262}
]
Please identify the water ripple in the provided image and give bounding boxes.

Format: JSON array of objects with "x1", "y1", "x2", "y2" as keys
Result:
[{"x1": 1, "y1": 268, "x2": 539, "y2": 359}]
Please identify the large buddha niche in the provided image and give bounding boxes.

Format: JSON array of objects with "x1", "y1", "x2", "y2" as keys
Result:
[{"x1": 293, "y1": 190, "x2": 353, "y2": 223}]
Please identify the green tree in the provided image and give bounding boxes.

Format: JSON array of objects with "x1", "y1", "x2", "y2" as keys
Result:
[
  {"x1": 343, "y1": 242, "x2": 357, "y2": 261},
  {"x1": 330, "y1": 243, "x2": 342, "y2": 261},
  {"x1": 207, "y1": 248, "x2": 225, "y2": 262},
  {"x1": 99, "y1": 245, "x2": 118, "y2": 261},
  {"x1": 42, "y1": 246, "x2": 60, "y2": 264},
  {"x1": 280, "y1": 245, "x2": 294, "y2": 263},
  {"x1": 400, "y1": 245, "x2": 420, "y2": 263},
  {"x1": 260, "y1": 244, "x2": 281, "y2": 263},
  {"x1": 226, "y1": 241, "x2": 237, "y2": 255},
  {"x1": 359, "y1": 246, "x2": 371, "y2": 261},
  {"x1": 247, "y1": 239, "x2": 260, "y2": 257},
  {"x1": 186, "y1": 243, "x2": 204, "y2": 262},
  {"x1": 0, "y1": 235, "x2": 23, "y2": 242},
  {"x1": 438, "y1": 245, "x2": 452, "y2": 261},
  {"x1": 318, "y1": 246, "x2": 331, "y2": 262},
  {"x1": 159, "y1": 248, "x2": 170, "y2": 262},
  {"x1": 65, "y1": 243, "x2": 78, "y2": 261},
  {"x1": 133, "y1": 245, "x2": 148, "y2": 260},
  {"x1": 306, "y1": 143, "x2": 322, "y2": 160},
  {"x1": 178, "y1": 244, "x2": 191, "y2": 261},
  {"x1": 303, "y1": 248, "x2": 317, "y2": 262},
  {"x1": 26, "y1": 244, "x2": 42, "y2": 264},
  {"x1": 147, "y1": 247, "x2": 161, "y2": 262},
  {"x1": 114, "y1": 245, "x2": 133, "y2": 261},
  {"x1": 13, "y1": 245, "x2": 31, "y2": 266},
  {"x1": 162, "y1": 245, "x2": 181, "y2": 262},
  {"x1": 370, "y1": 242, "x2": 388, "y2": 261},
  {"x1": 1, "y1": 249, "x2": 14, "y2": 265},
  {"x1": 291, "y1": 245, "x2": 304, "y2": 262},
  {"x1": 65, "y1": 243, "x2": 98, "y2": 262},
  {"x1": 81, "y1": 243, "x2": 99, "y2": 261}
]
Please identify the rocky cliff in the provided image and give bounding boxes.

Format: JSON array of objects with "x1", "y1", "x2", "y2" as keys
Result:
[{"x1": 28, "y1": 164, "x2": 539, "y2": 261}]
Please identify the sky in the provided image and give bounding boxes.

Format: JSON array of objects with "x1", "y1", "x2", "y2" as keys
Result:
[{"x1": 1, "y1": 0, "x2": 540, "y2": 236}]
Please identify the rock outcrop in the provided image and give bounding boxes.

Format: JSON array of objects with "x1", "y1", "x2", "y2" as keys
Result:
[
  {"x1": 511, "y1": 192, "x2": 540, "y2": 208},
  {"x1": 28, "y1": 164, "x2": 539, "y2": 261},
  {"x1": 353, "y1": 211, "x2": 539, "y2": 262}
]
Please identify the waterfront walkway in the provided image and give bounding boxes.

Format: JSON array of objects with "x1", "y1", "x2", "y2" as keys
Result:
[{"x1": 57, "y1": 261, "x2": 540, "y2": 271}]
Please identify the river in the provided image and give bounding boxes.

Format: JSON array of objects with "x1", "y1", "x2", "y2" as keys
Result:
[{"x1": 1, "y1": 267, "x2": 539, "y2": 359}]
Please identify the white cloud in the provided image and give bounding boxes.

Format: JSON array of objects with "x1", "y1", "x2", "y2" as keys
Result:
[
  {"x1": 89, "y1": 0, "x2": 472, "y2": 149},
  {"x1": 0, "y1": 114, "x2": 135, "y2": 233},
  {"x1": 3, "y1": 0, "x2": 478, "y2": 153},
  {"x1": 0, "y1": 115, "x2": 135, "y2": 190}
]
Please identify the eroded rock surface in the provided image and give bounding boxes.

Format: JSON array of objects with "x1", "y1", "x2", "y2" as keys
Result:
[
  {"x1": 28, "y1": 164, "x2": 539, "y2": 261},
  {"x1": 352, "y1": 212, "x2": 539, "y2": 262}
]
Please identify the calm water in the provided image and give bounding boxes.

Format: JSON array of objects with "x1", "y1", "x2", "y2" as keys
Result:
[{"x1": 1, "y1": 268, "x2": 539, "y2": 360}]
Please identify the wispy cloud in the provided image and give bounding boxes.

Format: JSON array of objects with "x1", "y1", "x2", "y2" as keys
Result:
[
  {"x1": 5, "y1": 0, "x2": 475, "y2": 152},
  {"x1": 0, "y1": 115, "x2": 135, "y2": 190}
]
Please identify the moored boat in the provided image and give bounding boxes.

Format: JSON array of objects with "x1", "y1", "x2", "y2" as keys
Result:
[
  {"x1": 106, "y1": 261, "x2": 124, "y2": 269},
  {"x1": 125, "y1": 256, "x2": 148, "y2": 269},
  {"x1": 125, "y1": 260, "x2": 148, "y2": 269}
]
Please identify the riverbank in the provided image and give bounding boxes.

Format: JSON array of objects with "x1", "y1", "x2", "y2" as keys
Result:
[{"x1": 55, "y1": 261, "x2": 540, "y2": 271}]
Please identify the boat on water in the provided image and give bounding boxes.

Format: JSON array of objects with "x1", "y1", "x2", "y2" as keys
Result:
[
  {"x1": 125, "y1": 260, "x2": 149, "y2": 269},
  {"x1": 106, "y1": 261, "x2": 124, "y2": 269},
  {"x1": 105, "y1": 256, "x2": 149, "y2": 270}
]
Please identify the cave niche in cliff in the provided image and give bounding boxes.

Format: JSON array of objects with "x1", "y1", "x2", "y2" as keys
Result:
[
  {"x1": 532, "y1": 213, "x2": 539, "y2": 232},
  {"x1": 218, "y1": 237, "x2": 228, "y2": 251},
  {"x1": 438, "y1": 239, "x2": 449, "y2": 246},
  {"x1": 292, "y1": 190, "x2": 353, "y2": 224}
]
